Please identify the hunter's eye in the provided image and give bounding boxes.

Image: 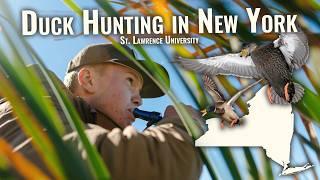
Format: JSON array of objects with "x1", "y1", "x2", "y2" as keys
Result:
[{"x1": 127, "y1": 77, "x2": 134, "y2": 85}]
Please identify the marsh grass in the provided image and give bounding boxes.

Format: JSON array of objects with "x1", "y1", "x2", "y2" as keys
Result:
[{"x1": 0, "y1": 0, "x2": 319, "y2": 179}]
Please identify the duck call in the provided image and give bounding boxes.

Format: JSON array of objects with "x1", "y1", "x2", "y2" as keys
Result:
[{"x1": 133, "y1": 108, "x2": 163, "y2": 127}]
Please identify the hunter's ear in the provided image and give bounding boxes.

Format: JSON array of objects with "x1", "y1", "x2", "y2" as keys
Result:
[{"x1": 77, "y1": 67, "x2": 97, "y2": 94}]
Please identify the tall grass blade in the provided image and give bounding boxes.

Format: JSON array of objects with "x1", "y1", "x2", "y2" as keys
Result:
[
  {"x1": 0, "y1": 139, "x2": 50, "y2": 180},
  {"x1": 1, "y1": 3, "x2": 111, "y2": 178},
  {"x1": 219, "y1": 147, "x2": 242, "y2": 180},
  {"x1": 0, "y1": 53, "x2": 66, "y2": 179},
  {"x1": 260, "y1": 149, "x2": 274, "y2": 180},
  {"x1": 243, "y1": 147, "x2": 260, "y2": 180}
]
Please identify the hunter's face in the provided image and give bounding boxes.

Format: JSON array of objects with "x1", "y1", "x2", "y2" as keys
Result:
[{"x1": 92, "y1": 63, "x2": 143, "y2": 128}]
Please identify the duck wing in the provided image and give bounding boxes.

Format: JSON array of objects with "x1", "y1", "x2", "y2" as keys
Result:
[
  {"x1": 175, "y1": 53, "x2": 262, "y2": 78},
  {"x1": 274, "y1": 31, "x2": 309, "y2": 70},
  {"x1": 202, "y1": 74, "x2": 225, "y2": 102}
]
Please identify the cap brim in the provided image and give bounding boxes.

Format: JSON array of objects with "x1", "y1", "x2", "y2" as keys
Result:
[{"x1": 111, "y1": 60, "x2": 169, "y2": 98}]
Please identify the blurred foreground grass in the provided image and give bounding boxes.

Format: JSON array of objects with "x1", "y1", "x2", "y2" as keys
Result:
[{"x1": 0, "y1": 0, "x2": 320, "y2": 179}]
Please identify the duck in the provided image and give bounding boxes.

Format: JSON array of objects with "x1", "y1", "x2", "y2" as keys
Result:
[
  {"x1": 175, "y1": 29, "x2": 309, "y2": 104},
  {"x1": 201, "y1": 74, "x2": 240, "y2": 128}
]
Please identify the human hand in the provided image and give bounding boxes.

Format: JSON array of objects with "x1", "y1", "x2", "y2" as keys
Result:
[
  {"x1": 164, "y1": 104, "x2": 201, "y2": 119},
  {"x1": 164, "y1": 104, "x2": 206, "y2": 131}
]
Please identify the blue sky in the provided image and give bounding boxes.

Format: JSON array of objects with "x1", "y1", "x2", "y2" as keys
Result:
[{"x1": 2, "y1": 0, "x2": 320, "y2": 179}]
